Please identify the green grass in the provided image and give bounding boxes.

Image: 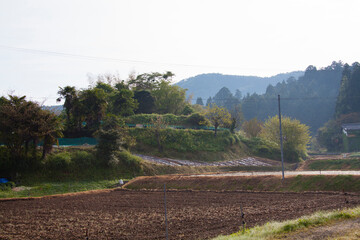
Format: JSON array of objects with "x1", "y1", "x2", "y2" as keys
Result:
[
  {"x1": 308, "y1": 158, "x2": 360, "y2": 170},
  {"x1": 213, "y1": 206, "x2": 360, "y2": 240},
  {"x1": 0, "y1": 179, "x2": 121, "y2": 198},
  {"x1": 349, "y1": 152, "x2": 360, "y2": 158}
]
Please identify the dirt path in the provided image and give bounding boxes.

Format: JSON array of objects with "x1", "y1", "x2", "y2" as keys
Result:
[
  {"x1": 1, "y1": 189, "x2": 360, "y2": 240},
  {"x1": 277, "y1": 217, "x2": 360, "y2": 240}
]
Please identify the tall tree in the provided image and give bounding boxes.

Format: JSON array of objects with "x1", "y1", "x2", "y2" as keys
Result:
[
  {"x1": 110, "y1": 88, "x2": 138, "y2": 116},
  {"x1": 79, "y1": 88, "x2": 108, "y2": 133},
  {"x1": 235, "y1": 89, "x2": 242, "y2": 100},
  {"x1": 152, "y1": 81, "x2": 187, "y2": 115},
  {"x1": 335, "y1": 62, "x2": 360, "y2": 118},
  {"x1": 134, "y1": 90, "x2": 155, "y2": 114},
  {"x1": 57, "y1": 86, "x2": 77, "y2": 123},
  {"x1": 128, "y1": 71, "x2": 174, "y2": 91},
  {"x1": 195, "y1": 97, "x2": 204, "y2": 106},
  {"x1": 0, "y1": 95, "x2": 63, "y2": 172},
  {"x1": 206, "y1": 97, "x2": 213, "y2": 106}
]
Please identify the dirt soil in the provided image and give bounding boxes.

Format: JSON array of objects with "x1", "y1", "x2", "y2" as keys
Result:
[{"x1": 1, "y1": 189, "x2": 360, "y2": 240}]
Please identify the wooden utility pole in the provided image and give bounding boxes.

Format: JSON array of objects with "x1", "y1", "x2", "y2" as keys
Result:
[{"x1": 278, "y1": 95, "x2": 285, "y2": 180}]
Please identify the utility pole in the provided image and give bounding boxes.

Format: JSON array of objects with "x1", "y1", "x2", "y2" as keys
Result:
[{"x1": 278, "y1": 95, "x2": 285, "y2": 180}]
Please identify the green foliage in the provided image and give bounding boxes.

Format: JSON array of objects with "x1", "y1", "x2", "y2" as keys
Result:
[
  {"x1": 212, "y1": 87, "x2": 241, "y2": 112},
  {"x1": 308, "y1": 158, "x2": 360, "y2": 170},
  {"x1": 0, "y1": 146, "x2": 11, "y2": 176},
  {"x1": 0, "y1": 95, "x2": 63, "y2": 172},
  {"x1": 205, "y1": 104, "x2": 232, "y2": 136},
  {"x1": 70, "y1": 150, "x2": 96, "y2": 168},
  {"x1": 152, "y1": 80, "x2": 187, "y2": 115},
  {"x1": 261, "y1": 115, "x2": 311, "y2": 162},
  {"x1": 0, "y1": 181, "x2": 15, "y2": 191},
  {"x1": 46, "y1": 152, "x2": 72, "y2": 170},
  {"x1": 130, "y1": 128, "x2": 236, "y2": 153},
  {"x1": 108, "y1": 150, "x2": 143, "y2": 173},
  {"x1": 195, "y1": 97, "x2": 204, "y2": 106},
  {"x1": 0, "y1": 180, "x2": 119, "y2": 198},
  {"x1": 241, "y1": 118, "x2": 263, "y2": 138},
  {"x1": 128, "y1": 71, "x2": 174, "y2": 91},
  {"x1": 317, "y1": 112, "x2": 360, "y2": 152},
  {"x1": 109, "y1": 88, "x2": 138, "y2": 116},
  {"x1": 184, "y1": 113, "x2": 209, "y2": 127},
  {"x1": 124, "y1": 113, "x2": 187, "y2": 125},
  {"x1": 181, "y1": 104, "x2": 195, "y2": 115},
  {"x1": 95, "y1": 128, "x2": 136, "y2": 165},
  {"x1": 241, "y1": 137, "x2": 280, "y2": 160},
  {"x1": 241, "y1": 61, "x2": 344, "y2": 133},
  {"x1": 335, "y1": 62, "x2": 360, "y2": 118},
  {"x1": 134, "y1": 90, "x2": 155, "y2": 114},
  {"x1": 214, "y1": 206, "x2": 360, "y2": 240}
]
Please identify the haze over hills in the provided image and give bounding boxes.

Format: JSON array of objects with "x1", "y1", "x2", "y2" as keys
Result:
[{"x1": 176, "y1": 71, "x2": 304, "y2": 102}]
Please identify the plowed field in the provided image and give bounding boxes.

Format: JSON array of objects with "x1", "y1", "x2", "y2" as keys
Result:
[{"x1": 1, "y1": 189, "x2": 360, "y2": 240}]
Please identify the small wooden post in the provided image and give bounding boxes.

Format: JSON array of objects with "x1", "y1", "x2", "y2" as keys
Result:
[
  {"x1": 164, "y1": 184, "x2": 169, "y2": 240},
  {"x1": 240, "y1": 205, "x2": 245, "y2": 233}
]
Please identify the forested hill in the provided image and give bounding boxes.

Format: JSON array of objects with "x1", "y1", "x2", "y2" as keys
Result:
[
  {"x1": 175, "y1": 71, "x2": 304, "y2": 102},
  {"x1": 241, "y1": 62, "x2": 344, "y2": 133}
]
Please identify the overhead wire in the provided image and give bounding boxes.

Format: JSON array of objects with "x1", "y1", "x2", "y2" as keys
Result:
[{"x1": 0, "y1": 44, "x2": 249, "y2": 69}]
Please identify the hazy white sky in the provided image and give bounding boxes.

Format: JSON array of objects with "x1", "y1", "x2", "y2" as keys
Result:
[{"x1": 1, "y1": 0, "x2": 360, "y2": 105}]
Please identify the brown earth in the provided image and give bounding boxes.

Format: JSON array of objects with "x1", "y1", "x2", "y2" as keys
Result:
[{"x1": 1, "y1": 188, "x2": 360, "y2": 240}]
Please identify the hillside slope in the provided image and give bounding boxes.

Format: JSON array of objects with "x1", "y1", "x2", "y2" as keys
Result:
[{"x1": 176, "y1": 71, "x2": 304, "y2": 102}]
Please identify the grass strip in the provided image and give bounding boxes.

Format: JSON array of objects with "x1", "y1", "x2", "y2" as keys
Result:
[
  {"x1": 213, "y1": 206, "x2": 360, "y2": 240},
  {"x1": 0, "y1": 179, "x2": 121, "y2": 198}
]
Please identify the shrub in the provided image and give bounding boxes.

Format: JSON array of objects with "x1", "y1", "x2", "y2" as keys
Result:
[
  {"x1": 242, "y1": 137, "x2": 281, "y2": 161},
  {"x1": 46, "y1": 152, "x2": 72, "y2": 170},
  {"x1": 129, "y1": 128, "x2": 235, "y2": 153},
  {"x1": 108, "y1": 150, "x2": 143, "y2": 173},
  {"x1": 125, "y1": 114, "x2": 187, "y2": 125},
  {"x1": 0, "y1": 181, "x2": 15, "y2": 191},
  {"x1": 0, "y1": 146, "x2": 11, "y2": 175},
  {"x1": 181, "y1": 105, "x2": 195, "y2": 115},
  {"x1": 71, "y1": 151, "x2": 95, "y2": 168},
  {"x1": 184, "y1": 113, "x2": 209, "y2": 127}
]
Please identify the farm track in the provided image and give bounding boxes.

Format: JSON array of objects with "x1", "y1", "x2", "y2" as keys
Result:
[{"x1": 1, "y1": 189, "x2": 360, "y2": 240}]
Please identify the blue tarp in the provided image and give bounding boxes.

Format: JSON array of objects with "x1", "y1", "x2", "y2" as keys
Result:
[{"x1": 0, "y1": 178, "x2": 9, "y2": 183}]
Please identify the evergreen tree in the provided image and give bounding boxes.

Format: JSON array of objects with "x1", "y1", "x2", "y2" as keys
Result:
[
  {"x1": 335, "y1": 62, "x2": 360, "y2": 117},
  {"x1": 196, "y1": 97, "x2": 204, "y2": 106},
  {"x1": 206, "y1": 97, "x2": 213, "y2": 106}
]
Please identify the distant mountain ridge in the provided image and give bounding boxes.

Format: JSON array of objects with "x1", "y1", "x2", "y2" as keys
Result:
[
  {"x1": 176, "y1": 71, "x2": 304, "y2": 102},
  {"x1": 42, "y1": 105, "x2": 63, "y2": 115}
]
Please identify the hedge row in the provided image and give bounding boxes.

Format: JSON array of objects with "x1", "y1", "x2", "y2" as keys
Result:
[{"x1": 129, "y1": 128, "x2": 239, "y2": 152}]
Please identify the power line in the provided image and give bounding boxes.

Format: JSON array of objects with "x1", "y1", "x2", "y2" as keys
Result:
[{"x1": 0, "y1": 45, "x2": 240, "y2": 69}]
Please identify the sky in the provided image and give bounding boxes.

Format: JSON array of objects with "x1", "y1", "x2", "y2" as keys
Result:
[{"x1": 1, "y1": 0, "x2": 360, "y2": 105}]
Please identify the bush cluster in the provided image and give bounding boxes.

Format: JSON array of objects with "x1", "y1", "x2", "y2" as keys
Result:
[
  {"x1": 0, "y1": 181, "x2": 15, "y2": 191},
  {"x1": 43, "y1": 148, "x2": 143, "y2": 175},
  {"x1": 108, "y1": 150, "x2": 143, "y2": 173},
  {"x1": 241, "y1": 137, "x2": 281, "y2": 161},
  {"x1": 130, "y1": 128, "x2": 237, "y2": 153},
  {"x1": 124, "y1": 113, "x2": 209, "y2": 127}
]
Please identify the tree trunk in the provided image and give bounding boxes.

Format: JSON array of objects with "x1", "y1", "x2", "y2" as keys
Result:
[{"x1": 156, "y1": 130, "x2": 163, "y2": 152}]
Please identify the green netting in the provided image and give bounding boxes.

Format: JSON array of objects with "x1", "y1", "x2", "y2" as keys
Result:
[{"x1": 57, "y1": 137, "x2": 97, "y2": 146}]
